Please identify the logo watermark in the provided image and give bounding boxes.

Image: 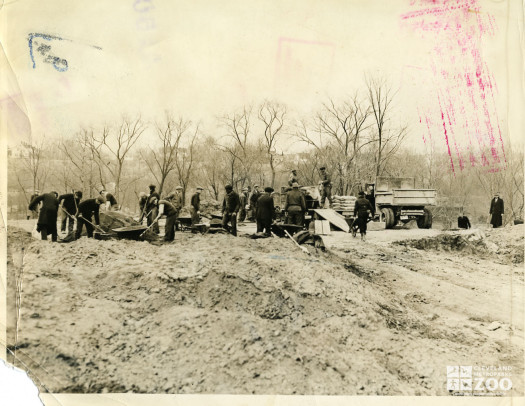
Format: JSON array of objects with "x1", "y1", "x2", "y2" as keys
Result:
[{"x1": 447, "y1": 365, "x2": 513, "y2": 396}]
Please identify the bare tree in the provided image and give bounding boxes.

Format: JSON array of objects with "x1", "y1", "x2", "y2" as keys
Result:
[
  {"x1": 295, "y1": 94, "x2": 372, "y2": 194},
  {"x1": 13, "y1": 139, "x2": 49, "y2": 204},
  {"x1": 174, "y1": 121, "x2": 199, "y2": 203},
  {"x1": 366, "y1": 75, "x2": 408, "y2": 178},
  {"x1": 88, "y1": 116, "x2": 146, "y2": 201},
  {"x1": 258, "y1": 101, "x2": 286, "y2": 188}
]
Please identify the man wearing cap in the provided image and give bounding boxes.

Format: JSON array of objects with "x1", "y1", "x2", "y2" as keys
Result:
[
  {"x1": 319, "y1": 166, "x2": 332, "y2": 208},
  {"x1": 29, "y1": 191, "x2": 59, "y2": 241},
  {"x1": 256, "y1": 187, "x2": 275, "y2": 236},
  {"x1": 239, "y1": 187, "x2": 248, "y2": 222},
  {"x1": 138, "y1": 192, "x2": 148, "y2": 222},
  {"x1": 222, "y1": 185, "x2": 241, "y2": 236},
  {"x1": 284, "y1": 182, "x2": 306, "y2": 227},
  {"x1": 75, "y1": 196, "x2": 105, "y2": 239},
  {"x1": 353, "y1": 191, "x2": 374, "y2": 241},
  {"x1": 58, "y1": 190, "x2": 82, "y2": 236},
  {"x1": 248, "y1": 184, "x2": 261, "y2": 221},
  {"x1": 156, "y1": 193, "x2": 179, "y2": 242},
  {"x1": 146, "y1": 184, "x2": 160, "y2": 234},
  {"x1": 190, "y1": 187, "x2": 203, "y2": 226},
  {"x1": 288, "y1": 169, "x2": 299, "y2": 189}
]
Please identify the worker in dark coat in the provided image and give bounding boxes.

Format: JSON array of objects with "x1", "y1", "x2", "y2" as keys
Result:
[
  {"x1": 489, "y1": 192, "x2": 504, "y2": 228},
  {"x1": 104, "y1": 192, "x2": 118, "y2": 211},
  {"x1": 353, "y1": 191, "x2": 374, "y2": 241},
  {"x1": 222, "y1": 184, "x2": 241, "y2": 236},
  {"x1": 284, "y1": 182, "x2": 306, "y2": 227},
  {"x1": 76, "y1": 197, "x2": 104, "y2": 239},
  {"x1": 256, "y1": 187, "x2": 275, "y2": 236},
  {"x1": 190, "y1": 187, "x2": 203, "y2": 226},
  {"x1": 365, "y1": 185, "x2": 376, "y2": 213},
  {"x1": 319, "y1": 166, "x2": 332, "y2": 208},
  {"x1": 157, "y1": 193, "x2": 179, "y2": 242},
  {"x1": 248, "y1": 184, "x2": 261, "y2": 221},
  {"x1": 146, "y1": 184, "x2": 160, "y2": 234},
  {"x1": 58, "y1": 191, "x2": 82, "y2": 235},
  {"x1": 458, "y1": 214, "x2": 471, "y2": 229},
  {"x1": 28, "y1": 192, "x2": 59, "y2": 241}
]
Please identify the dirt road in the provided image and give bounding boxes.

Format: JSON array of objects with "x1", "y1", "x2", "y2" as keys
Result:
[{"x1": 5, "y1": 220, "x2": 524, "y2": 395}]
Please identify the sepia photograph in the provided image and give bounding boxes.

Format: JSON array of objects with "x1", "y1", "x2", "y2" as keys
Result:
[{"x1": 1, "y1": 0, "x2": 524, "y2": 403}]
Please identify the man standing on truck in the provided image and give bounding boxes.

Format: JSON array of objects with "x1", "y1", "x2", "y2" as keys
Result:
[
  {"x1": 319, "y1": 166, "x2": 332, "y2": 208},
  {"x1": 353, "y1": 191, "x2": 374, "y2": 241}
]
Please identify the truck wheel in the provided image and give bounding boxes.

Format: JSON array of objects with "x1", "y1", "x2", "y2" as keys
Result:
[
  {"x1": 381, "y1": 208, "x2": 395, "y2": 229},
  {"x1": 417, "y1": 208, "x2": 433, "y2": 229}
]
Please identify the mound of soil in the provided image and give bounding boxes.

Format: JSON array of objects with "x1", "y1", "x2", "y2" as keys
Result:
[
  {"x1": 393, "y1": 232, "x2": 487, "y2": 254},
  {"x1": 5, "y1": 224, "x2": 523, "y2": 395}
]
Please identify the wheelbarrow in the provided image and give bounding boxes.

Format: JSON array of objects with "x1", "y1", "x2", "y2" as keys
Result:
[{"x1": 112, "y1": 225, "x2": 149, "y2": 240}]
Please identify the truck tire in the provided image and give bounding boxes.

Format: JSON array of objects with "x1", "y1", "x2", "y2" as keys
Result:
[
  {"x1": 381, "y1": 207, "x2": 395, "y2": 229},
  {"x1": 417, "y1": 208, "x2": 432, "y2": 229}
]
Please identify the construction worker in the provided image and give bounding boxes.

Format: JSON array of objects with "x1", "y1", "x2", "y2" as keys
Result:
[
  {"x1": 248, "y1": 184, "x2": 261, "y2": 221},
  {"x1": 28, "y1": 191, "x2": 59, "y2": 241},
  {"x1": 190, "y1": 187, "x2": 203, "y2": 226},
  {"x1": 76, "y1": 196, "x2": 104, "y2": 239},
  {"x1": 365, "y1": 185, "x2": 375, "y2": 213},
  {"x1": 58, "y1": 191, "x2": 82, "y2": 236},
  {"x1": 146, "y1": 184, "x2": 160, "y2": 234},
  {"x1": 284, "y1": 182, "x2": 306, "y2": 227},
  {"x1": 156, "y1": 193, "x2": 179, "y2": 242},
  {"x1": 222, "y1": 184, "x2": 240, "y2": 236},
  {"x1": 288, "y1": 169, "x2": 299, "y2": 189},
  {"x1": 353, "y1": 191, "x2": 374, "y2": 241},
  {"x1": 239, "y1": 187, "x2": 248, "y2": 222},
  {"x1": 319, "y1": 166, "x2": 332, "y2": 208},
  {"x1": 256, "y1": 187, "x2": 275, "y2": 236}
]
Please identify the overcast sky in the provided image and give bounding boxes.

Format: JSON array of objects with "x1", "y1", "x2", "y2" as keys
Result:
[{"x1": 1, "y1": 0, "x2": 523, "y2": 166}]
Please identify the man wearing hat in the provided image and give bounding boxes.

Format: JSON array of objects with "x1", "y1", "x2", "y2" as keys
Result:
[
  {"x1": 222, "y1": 184, "x2": 241, "y2": 236},
  {"x1": 319, "y1": 166, "x2": 332, "y2": 208},
  {"x1": 256, "y1": 187, "x2": 275, "y2": 236},
  {"x1": 489, "y1": 191, "x2": 504, "y2": 228},
  {"x1": 190, "y1": 187, "x2": 203, "y2": 226},
  {"x1": 29, "y1": 189, "x2": 41, "y2": 219},
  {"x1": 172, "y1": 186, "x2": 184, "y2": 213},
  {"x1": 146, "y1": 184, "x2": 160, "y2": 234},
  {"x1": 239, "y1": 187, "x2": 248, "y2": 222},
  {"x1": 248, "y1": 184, "x2": 261, "y2": 221},
  {"x1": 284, "y1": 182, "x2": 306, "y2": 227},
  {"x1": 353, "y1": 191, "x2": 374, "y2": 241},
  {"x1": 75, "y1": 195, "x2": 105, "y2": 239}
]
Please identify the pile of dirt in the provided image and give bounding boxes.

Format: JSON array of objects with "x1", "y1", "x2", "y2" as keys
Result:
[
  {"x1": 5, "y1": 224, "x2": 523, "y2": 395},
  {"x1": 393, "y1": 231, "x2": 488, "y2": 254},
  {"x1": 98, "y1": 211, "x2": 140, "y2": 232}
]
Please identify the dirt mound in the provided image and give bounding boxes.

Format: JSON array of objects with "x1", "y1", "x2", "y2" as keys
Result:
[
  {"x1": 99, "y1": 211, "x2": 140, "y2": 232},
  {"x1": 6, "y1": 225, "x2": 523, "y2": 395},
  {"x1": 393, "y1": 231, "x2": 487, "y2": 254}
]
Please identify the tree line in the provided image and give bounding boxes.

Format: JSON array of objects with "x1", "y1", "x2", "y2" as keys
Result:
[{"x1": 8, "y1": 77, "x2": 524, "y2": 225}]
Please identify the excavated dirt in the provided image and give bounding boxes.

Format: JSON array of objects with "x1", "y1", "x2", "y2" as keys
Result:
[{"x1": 5, "y1": 222, "x2": 524, "y2": 395}]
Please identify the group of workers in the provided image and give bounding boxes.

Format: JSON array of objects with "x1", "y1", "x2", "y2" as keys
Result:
[{"x1": 27, "y1": 165, "x2": 385, "y2": 242}]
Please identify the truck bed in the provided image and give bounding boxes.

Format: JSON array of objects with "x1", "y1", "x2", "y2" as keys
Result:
[{"x1": 375, "y1": 189, "x2": 437, "y2": 206}]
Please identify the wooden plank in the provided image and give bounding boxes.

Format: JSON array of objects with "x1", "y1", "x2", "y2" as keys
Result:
[{"x1": 313, "y1": 209, "x2": 350, "y2": 233}]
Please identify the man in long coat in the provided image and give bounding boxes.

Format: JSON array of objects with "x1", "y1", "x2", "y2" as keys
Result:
[
  {"x1": 256, "y1": 187, "x2": 275, "y2": 236},
  {"x1": 29, "y1": 191, "x2": 59, "y2": 241},
  {"x1": 489, "y1": 192, "x2": 504, "y2": 228},
  {"x1": 222, "y1": 184, "x2": 241, "y2": 236}
]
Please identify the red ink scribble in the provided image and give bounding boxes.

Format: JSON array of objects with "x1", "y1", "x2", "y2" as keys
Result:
[{"x1": 401, "y1": 0, "x2": 506, "y2": 173}]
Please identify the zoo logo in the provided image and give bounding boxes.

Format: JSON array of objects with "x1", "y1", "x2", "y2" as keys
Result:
[{"x1": 447, "y1": 366, "x2": 513, "y2": 393}]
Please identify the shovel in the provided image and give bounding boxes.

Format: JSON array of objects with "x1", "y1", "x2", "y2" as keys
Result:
[
  {"x1": 139, "y1": 217, "x2": 160, "y2": 238},
  {"x1": 284, "y1": 229, "x2": 310, "y2": 255}
]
